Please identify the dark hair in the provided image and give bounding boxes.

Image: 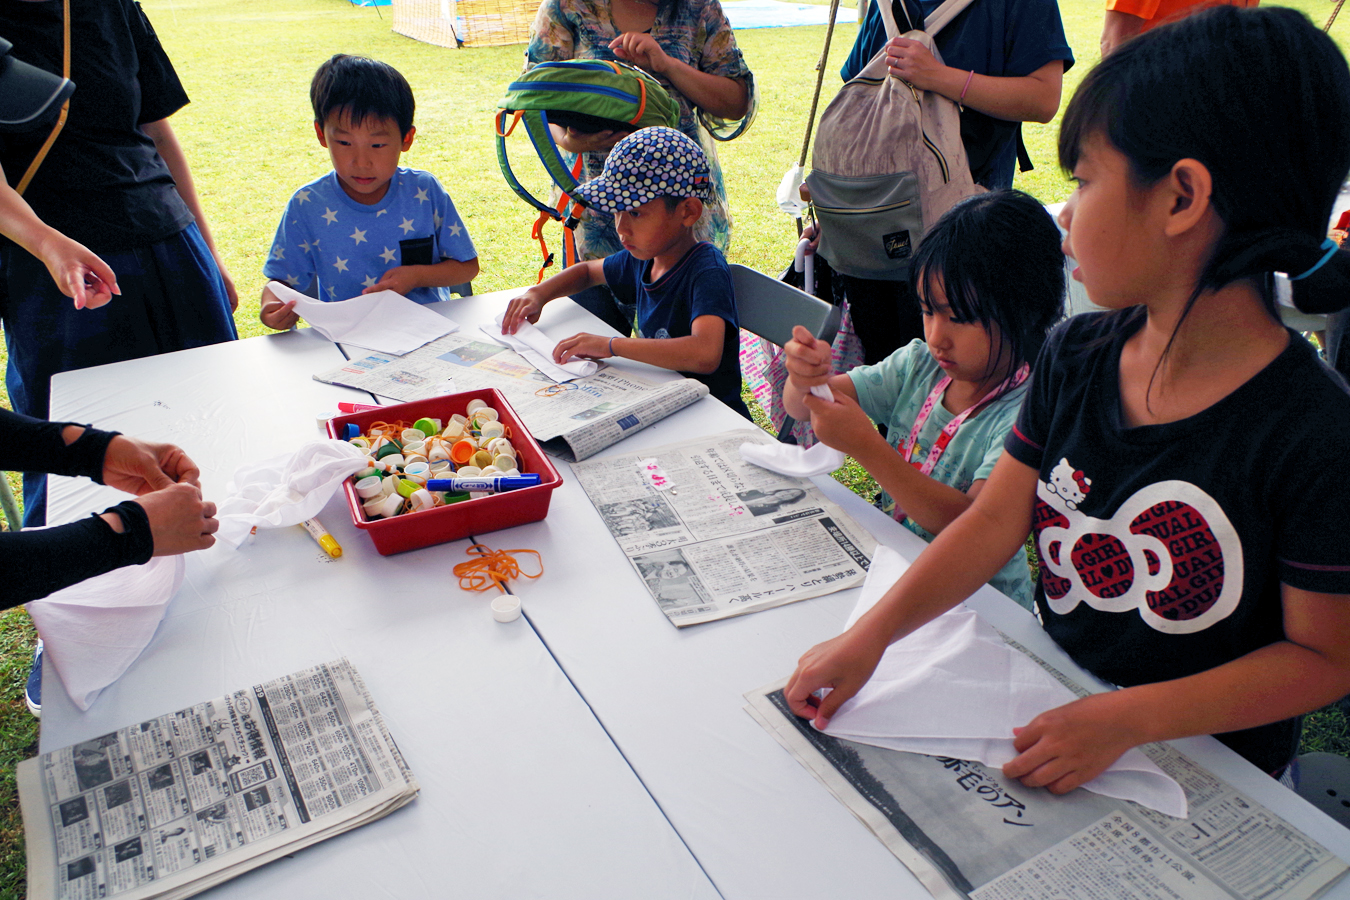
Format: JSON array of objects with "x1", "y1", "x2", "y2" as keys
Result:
[
  {"x1": 909, "y1": 190, "x2": 1065, "y2": 375},
  {"x1": 310, "y1": 54, "x2": 415, "y2": 137},
  {"x1": 1059, "y1": 7, "x2": 1350, "y2": 318}
]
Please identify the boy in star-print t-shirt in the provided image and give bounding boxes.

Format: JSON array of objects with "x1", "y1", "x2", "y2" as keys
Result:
[{"x1": 259, "y1": 55, "x2": 478, "y2": 328}]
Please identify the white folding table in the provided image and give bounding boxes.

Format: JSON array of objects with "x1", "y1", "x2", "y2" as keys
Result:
[
  {"x1": 37, "y1": 290, "x2": 1350, "y2": 900},
  {"x1": 42, "y1": 324, "x2": 718, "y2": 900}
]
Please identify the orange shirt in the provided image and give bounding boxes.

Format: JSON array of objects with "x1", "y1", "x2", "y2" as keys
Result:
[{"x1": 1106, "y1": 0, "x2": 1258, "y2": 31}]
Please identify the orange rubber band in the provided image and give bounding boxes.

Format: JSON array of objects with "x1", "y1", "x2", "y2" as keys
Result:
[{"x1": 453, "y1": 543, "x2": 544, "y2": 592}]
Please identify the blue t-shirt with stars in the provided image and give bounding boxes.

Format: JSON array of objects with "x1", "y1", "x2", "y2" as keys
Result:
[{"x1": 263, "y1": 167, "x2": 476, "y2": 305}]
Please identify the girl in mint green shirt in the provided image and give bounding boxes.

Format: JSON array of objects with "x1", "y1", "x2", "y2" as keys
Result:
[{"x1": 781, "y1": 191, "x2": 1065, "y2": 609}]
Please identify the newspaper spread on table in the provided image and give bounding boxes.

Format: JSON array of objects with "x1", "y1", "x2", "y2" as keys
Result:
[
  {"x1": 313, "y1": 330, "x2": 708, "y2": 461},
  {"x1": 570, "y1": 428, "x2": 877, "y2": 626},
  {"x1": 746, "y1": 636, "x2": 1349, "y2": 900},
  {"x1": 19, "y1": 659, "x2": 418, "y2": 900}
]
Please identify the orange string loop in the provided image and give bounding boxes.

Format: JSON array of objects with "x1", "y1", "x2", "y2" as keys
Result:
[{"x1": 453, "y1": 543, "x2": 544, "y2": 592}]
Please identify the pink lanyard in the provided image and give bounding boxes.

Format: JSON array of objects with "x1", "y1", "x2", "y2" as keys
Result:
[{"x1": 894, "y1": 363, "x2": 1030, "y2": 521}]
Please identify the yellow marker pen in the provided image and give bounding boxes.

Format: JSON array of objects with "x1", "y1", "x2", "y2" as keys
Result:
[{"x1": 300, "y1": 517, "x2": 343, "y2": 558}]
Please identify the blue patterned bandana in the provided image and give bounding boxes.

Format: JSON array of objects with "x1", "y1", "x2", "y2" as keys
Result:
[{"x1": 575, "y1": 127, "x2": 713, "y2": 213}]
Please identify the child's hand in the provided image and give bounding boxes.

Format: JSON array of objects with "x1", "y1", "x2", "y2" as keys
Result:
[
  {"x1": 1003, "y1": 691, "x2": 1146, "y2": 794},
  {"x1": 784, "y1": 624, "x2": 892, "y2": 730},
  {"x1": 503, "y1": 290, "x2": 547, "y2": 334},
  {"x1": 784, "y1": 324, "x2": 833, "y2": 390},
  {"x1": 553, "y1": 333, "x2": 612, "y2": 363},
  {"x1": 609, "y1": 32, "x2": 671, "y2": 74},
  {"x1": 259, "y1": 287, "x2": 299, "y2": 331},
  {"x1": 362, "y1": 266, "x2": 418, "y2": 297},
  {"x1": 802, "y1": 389, "x2": 882, "y2": 458},
  {"x1": 554, "y1": 126, "x2": 627, "y2": 155}
]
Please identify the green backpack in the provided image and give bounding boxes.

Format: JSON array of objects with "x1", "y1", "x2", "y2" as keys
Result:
[{"x1": 496, "y1": 60, "x2": 679, "y2": 276}]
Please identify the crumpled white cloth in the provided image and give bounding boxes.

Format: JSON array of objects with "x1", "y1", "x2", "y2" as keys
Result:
[
  {"x1": 823, "y1": 546, "x2": 1188, "y2": 818},
  {"x1": 27, "y1": 555, "x2": 185, "y2": 710},
  {"x1": 740, "y1": 440, "x2": 844, "y2": 477},
  {"x1": 488, "y1": 312, "x2": 598, "y2": 382},
  {"x1": 267, "y1": 280, "x2": 457, "y2": 355},
  {"x1": 740, "y1": 385, "x2": 843, "y2": 476},
  {"x1": 216, "y1": 440, "x2": 368, "y2": 547}
]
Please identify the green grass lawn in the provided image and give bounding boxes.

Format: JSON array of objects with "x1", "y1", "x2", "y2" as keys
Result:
[{"x1": 1, "y1": 1, "x2": 1348, "y2": 892}]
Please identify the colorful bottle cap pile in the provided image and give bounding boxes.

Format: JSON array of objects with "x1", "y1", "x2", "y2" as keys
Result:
[{"x1": 346, "y1": 399, "x2": 528, "y2": 519}]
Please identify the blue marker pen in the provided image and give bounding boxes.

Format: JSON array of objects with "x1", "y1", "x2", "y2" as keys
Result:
[{"x1": 426, "y1": 475, "x2": 541, "y2": 493}]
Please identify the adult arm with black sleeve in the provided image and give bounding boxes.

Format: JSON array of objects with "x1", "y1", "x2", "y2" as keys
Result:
[{"x1": 0, "y1": 407, "x2": 217, "y2": 607}]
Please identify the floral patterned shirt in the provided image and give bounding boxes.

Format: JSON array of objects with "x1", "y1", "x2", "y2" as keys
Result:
[{"x1": 525, "y1": 0, "x2": 756, "y2": 259}]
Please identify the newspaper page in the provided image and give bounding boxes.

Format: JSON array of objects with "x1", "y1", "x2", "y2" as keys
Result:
[
  {"x1": 314, "y1": 331, "x2": 708, "y2": 460},
  {"x1": 746, "y1": 675, "x2": 1347, "y2": 900},
  {"x1": 19, "y1": 659, "x2": 418, "y2": 900},
  {"x1": 570, "y1": 428, "x2": 877, "y2": 626}
]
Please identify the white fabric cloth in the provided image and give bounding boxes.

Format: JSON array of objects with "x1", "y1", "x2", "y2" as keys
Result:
[
  {"x1": 740, "y1": 440, "x2": 844, "y2": 477},
  {"x1": 823, "y1": 546, "x2": 1188, "y2": 818},
  {"x1": 488, "y1": 312, "x2": 599, "y2": 382},
  {"x1": 739, "y1": 384, "x2": 843, "y2": 476},
  {"x1": 267, "y1": 280, "x2": 458, "y2": 355},
  {"x1": 216, "y1": 440, "x2": 369, "y2": 547},
  {"x1": 27, "y1": 555, "x2": 185, "y2": 710}
]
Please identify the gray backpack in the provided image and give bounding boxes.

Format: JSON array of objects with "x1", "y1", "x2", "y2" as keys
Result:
[{"x1": 807, "y1": 0, "x2": 982, "y2": 281}]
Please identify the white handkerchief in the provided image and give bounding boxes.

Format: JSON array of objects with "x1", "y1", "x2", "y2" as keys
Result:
[
  {"x1": 268, "y1": 280, "x2": 457, "y2": 355},
  {"x1": 824, "y1": 546, "x2": 1188, "y2": 818},
  {"x1": 740, "y1": 440, "x2": 844, "y2": 477},
  {"x1": 488, "y1": 312, "x2": 599, "y2": 381},
  {"x1": 27, "y1": 555, "x2": 185, "y2": 710},
  {"x1": 216, "y1": 440, "x2": 369, "y2": 547}
]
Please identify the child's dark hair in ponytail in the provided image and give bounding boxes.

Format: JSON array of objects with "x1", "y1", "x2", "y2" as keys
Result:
[{"x1": 1058, "y1": 6, "x2": 1350, "y2": 318}]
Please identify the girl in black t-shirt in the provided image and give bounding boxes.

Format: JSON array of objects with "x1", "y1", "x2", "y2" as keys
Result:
[{"x1": 785, "y1": 7, "x2": 1350, "y2": 787}]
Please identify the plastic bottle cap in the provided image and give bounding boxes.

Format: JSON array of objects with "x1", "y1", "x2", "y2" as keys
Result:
[{"x1": 491, "y1": 595, "x2": 522, "y2": 623}]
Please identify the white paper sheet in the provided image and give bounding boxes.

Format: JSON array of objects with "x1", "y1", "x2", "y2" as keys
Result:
[
  {"x1": 216, "y1": 439, "x2": 369, "y2": 547},
  {"x1": 824, "y1": 546, "x2": 1188, "y2": 817},
  {"x1": 267, "y1": 280, "x2": 457, "y2": 355},
  {"x1": 26, "y1": 555, "x2": 184, "y2": 710},
  {"x1": 740, "y1": 440, "x2": 844, "y2": 477},
  {"x1": 487, "y1": 311, "x2": 599, "y2": 382}
]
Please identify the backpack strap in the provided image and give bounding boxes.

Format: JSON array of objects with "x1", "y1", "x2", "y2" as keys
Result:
[
  {"x1": 877, "y1": 0, "x2": 906, "y2": 41},
  {"x1": 17, "y1": 0, "x2": 71, "y2": 196},
  {"x1": 494, "y1": 108, "x2": 589, "y2": 222},
  {"x1": 923, "y1": 0, "x2": 978, "y2": 37}
]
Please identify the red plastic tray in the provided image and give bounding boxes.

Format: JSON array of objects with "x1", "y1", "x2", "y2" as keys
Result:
[{"x1": 327, "y1": 389, "x2": 563, "y2": 555}]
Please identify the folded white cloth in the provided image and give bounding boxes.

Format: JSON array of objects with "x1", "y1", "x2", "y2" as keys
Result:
[
  {"x1": 488, "y1": 312, "x2": 598, "y2": 382},
  {"x1": 27, "y1": 555, "x2": 185, "y2": 710},
  {"x1": 267, "y1": 280, "x2": 457, "y2": 355},
  {"x1": 740, "y1": 440, "x2": 844, "y2": 477},
  {"x1": 824, "y1": 546, "x2": 1188, "y2": 818},
  {"x1": 216, "y1": 440, "x2": 369, "y2": 547}
]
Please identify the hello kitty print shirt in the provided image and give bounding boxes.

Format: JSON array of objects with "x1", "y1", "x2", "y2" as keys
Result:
[{"x1": 1003, "y1": 312, "x2": 1350, "y2": 773}]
